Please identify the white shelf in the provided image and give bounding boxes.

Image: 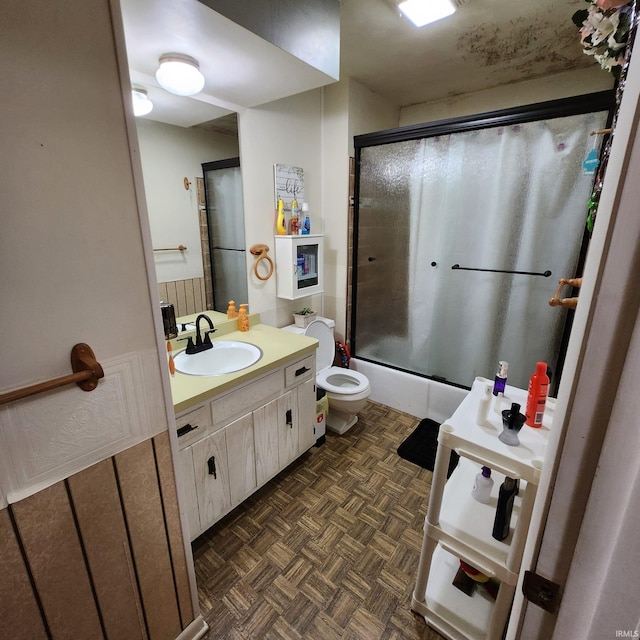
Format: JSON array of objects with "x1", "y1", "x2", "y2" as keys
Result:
[
  {"x1": 439, "y1": 377, "x2": 553, "y2": 483},
  {"x1": 423, "y1": 545, "x2": 496, "y2": 640},
  {"x1": 429, "y1": 457, "x2": 526, "y2": 584}
]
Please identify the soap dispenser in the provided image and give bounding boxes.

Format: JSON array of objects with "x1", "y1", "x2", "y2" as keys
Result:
[{"x1": 237, "y1": 304, "x2": 249, "y2": 332}]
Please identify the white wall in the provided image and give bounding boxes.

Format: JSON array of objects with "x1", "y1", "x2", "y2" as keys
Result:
[
  {"x1": 400, "y1": 66, "x2": 613, "y2": 125},
  {"x1": 238, "y1": 89, "x2": 324, "y2": 327},
  {"x1": 322, "y1": 78, "x2": 399, "y2": 339},
  {"x1": 0, "y1": 0, "x2": 158, "y2": 384},
  {"x1": 136, "y1": 119, "x2": 239, "y2": 283}
]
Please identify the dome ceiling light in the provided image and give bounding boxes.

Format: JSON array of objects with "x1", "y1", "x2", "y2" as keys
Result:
[
  {"x1": 398, "y1": 0, "x2": 456, "y2": 27},
  {"x1": 131, "y1": 87, "x2": 153, "y2": 116},
  {"x1": 155, "y1": 53, "x2": 205, "y2": 96}
]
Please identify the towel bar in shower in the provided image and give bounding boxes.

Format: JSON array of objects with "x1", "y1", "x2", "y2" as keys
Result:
[
  {"x1": 451, "y1": 264, "x2": 552, "y2": 277},
  {"x1": 0, "y1": 343, "x2": 104, "y2": 405}
]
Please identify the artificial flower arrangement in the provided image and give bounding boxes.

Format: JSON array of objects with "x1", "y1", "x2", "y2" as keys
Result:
[{"x1": 572, "y1": 0, "x2": 635, "y2": 76}]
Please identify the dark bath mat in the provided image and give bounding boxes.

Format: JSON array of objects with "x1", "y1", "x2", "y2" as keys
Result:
[{"x1": 397, "y1": 418, "x2": 459, "y2": 478}]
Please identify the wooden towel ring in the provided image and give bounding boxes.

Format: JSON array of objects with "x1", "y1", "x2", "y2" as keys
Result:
[
  {"x1": 549, "y1": 277, "x2": 582, "y2": 310},
  {"x1": 249, "y1": 244, "x2": 274, "y2": 281}
]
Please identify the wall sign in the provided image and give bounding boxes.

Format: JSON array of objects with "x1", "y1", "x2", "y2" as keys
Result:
[{"x1": 274, "y1": 164, "x2": 304, "y2": 210}]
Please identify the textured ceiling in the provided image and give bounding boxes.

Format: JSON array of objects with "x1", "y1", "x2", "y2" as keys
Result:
[
  {"x1": 340, "y1": 0, "x2": 595, "y2": 107},
  {"x1": 122, "y1": 0, "x2": 601, "y2": 128}
]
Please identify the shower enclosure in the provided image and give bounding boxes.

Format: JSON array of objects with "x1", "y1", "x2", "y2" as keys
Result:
[
  {"x1": 352, "y1": 93, "x2": 612, "y2": 391},
  {"x1": 202, "y1": 158, "x2": 248, "y2": 312}
]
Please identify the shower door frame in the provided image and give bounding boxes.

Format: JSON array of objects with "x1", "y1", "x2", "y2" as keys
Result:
[{"x1": 351, "y1": 91, "x2": 614, "y2": 395}]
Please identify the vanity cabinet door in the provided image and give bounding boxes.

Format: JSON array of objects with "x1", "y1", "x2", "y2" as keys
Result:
[
  {"x1": 178, "y1": 447, "x2": 200, "y2": 537},
  {"x1": 192, "y1": 430, "x2": 231, "y2": 528},
  {"x1": 225, "y1": 413, "x2": 256, "y2": 505},
  {"x1": 297, "y1": 379, "x2": 316, "y2": 454},
  {"x1": 278, "y1": 390, "x2": 298, "y2": 468},
  {"x1": 254, "y1": 398, "x2": 279, "y2": 486}
]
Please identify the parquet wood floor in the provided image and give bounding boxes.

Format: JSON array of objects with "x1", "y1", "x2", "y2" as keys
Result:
[{"x1": 193, "y1": 401, "x2": 447, "y2": 640}]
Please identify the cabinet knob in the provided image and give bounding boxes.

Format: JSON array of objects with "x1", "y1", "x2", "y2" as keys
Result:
[
  {"x1": 295, "y1": 366, "x2": 310, "y2": 376},
  {"x1": 207, "y1": 456, "x2": 217, "y2": 479},
  {"x1": 286, "y1": 408, "x2": 293, "y2": 428}
]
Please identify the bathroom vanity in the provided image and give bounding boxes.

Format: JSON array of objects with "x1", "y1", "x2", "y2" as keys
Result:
[{"x1": 170, "y1": 322, "x2": 318, "y2": 540}]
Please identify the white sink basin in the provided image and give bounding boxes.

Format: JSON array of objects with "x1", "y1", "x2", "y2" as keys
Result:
[{"x1": 173, "y1": 341, "x2": 262, "y2": 376}]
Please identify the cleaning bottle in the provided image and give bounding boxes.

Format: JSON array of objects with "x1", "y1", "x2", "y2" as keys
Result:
[
  {"x1": 227, "y1": 300, "x2": 238, "y2": 319},
  {"x1": 237, "y1": 304, "x2": 249, "y2": 332},
  {"x1": 276, "y1": 197, "x2": 287, "y2": 235},
  {"x1": 492, "y1": 476, "x2": 518, "y2": 541},
  {"x1": 471, "y1": 466, "x2": 494, "y2": 504},
  {"x1": 525, "y1": 362, "x2": 549, "y2": 428},
  {"x1": 301, "y1": 203, "x2": 310, "y2": 234}
]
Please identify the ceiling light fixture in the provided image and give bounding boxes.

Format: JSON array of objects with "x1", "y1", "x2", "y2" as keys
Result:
[
  {"x1": 155, "y1": 53, "x2": 205, "y2": 96},
  {"x1": 131, "y1": 87, "x2": 153, "y2": 116},
  {"x1": 398, "y1": 0, "x2": 456, "y2": 27}
]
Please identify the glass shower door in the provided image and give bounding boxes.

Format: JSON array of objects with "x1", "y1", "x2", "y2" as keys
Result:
[
  {"x1": 203, "y1": 158, "x2": 247, "y2": 312},
  {"x1": 354, "y1": 108, "x2": 609, "y2": 390}
]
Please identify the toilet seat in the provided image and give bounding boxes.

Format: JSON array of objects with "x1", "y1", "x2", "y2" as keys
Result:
[
  {"x1": 304, "y1": 320, "x2": 370, "y2": 396},
  {"x1": 316, "y1": 367, "x2": 370, "y2": 396}
]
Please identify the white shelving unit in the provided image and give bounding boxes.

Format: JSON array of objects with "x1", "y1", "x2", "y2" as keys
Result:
[
  {"x1": 274, "y1": 234, "x2": 324, "y2": 300},
  {"x1": 412, "y1": 377, "x2": 553, "y2": 640}
]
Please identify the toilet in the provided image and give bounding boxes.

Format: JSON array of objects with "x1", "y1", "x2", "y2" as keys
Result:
[{"x1": 283, "y1": 317, "x2": 371, "y2": 434}]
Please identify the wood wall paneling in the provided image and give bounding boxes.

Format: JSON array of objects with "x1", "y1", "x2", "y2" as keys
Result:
[
  {"x1": 0, "y1": 508, "x2": 48, "y2": 639},
  {"x1": 67, "y1": 459, "x2": 148, "y2": 640},
  {"x1": 153, "y1": 432, "x2": 195, "y2": 628},
  {"x1": 158, "y1": 278, "x2": 207, "y2": 317},
  {"x1": 10, "y1": 482, "x2": 104, "y2": 639},
  {"x1": 115, "y1": 440, "x2": 182, "y2": 640}
]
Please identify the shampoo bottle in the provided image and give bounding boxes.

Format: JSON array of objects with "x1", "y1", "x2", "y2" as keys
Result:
[
  {"x1": 471, "y1": 466, "x2": 494, "y2": 504},
  {"x1": 525, "y1": 362, "x2": 549, "y2": 428},
  {"x1": 492, "y1": 477, "x2": 518, "y2": 541}
]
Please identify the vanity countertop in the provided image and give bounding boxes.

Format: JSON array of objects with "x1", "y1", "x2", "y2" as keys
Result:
[{"x1": 169, "y1": 323, "x2": 318, "y2": 413}]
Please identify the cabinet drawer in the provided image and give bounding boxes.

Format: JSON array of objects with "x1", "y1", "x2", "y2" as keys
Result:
[
  {"x1": 285, "y1": 356, "x2": 315, "y2": 388},
  {"x1": 176, "y1": 404, "x2": 209, "y2": 445},
  {"x1": 211, "y1": 370, "x2": 283, "y2": 426}
]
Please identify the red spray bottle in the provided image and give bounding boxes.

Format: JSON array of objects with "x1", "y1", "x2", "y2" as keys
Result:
[{"x1": 525, "y1": 362, "x2": 549, "y2": 428}]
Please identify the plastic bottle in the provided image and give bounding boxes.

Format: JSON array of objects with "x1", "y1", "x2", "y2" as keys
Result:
[
  {"x1": 290, "y1": 199, "x2": 299, "y2": 235},
  {"x1": 471, "y1": 466, "x2": 494, "y2": 504},
  {"x1": 237, "y1": 304, "x2": 249, "y2": 332},
  {"x1": 492, "y1": 477, "x2": 518, "y2": 541},
  {"x1": 476, "y1": 382, "x2": 492, "y2": 426},
  {"x1": 301, "y1": 203, "x2": 310, "y2": 234},
  {"x1": 492, "y1": 361, "x2": 508, "y2": 396},
  {"x1": 227, "y1": 300, "x2": 238, "y2": 319},
  {"x1": 525, "y1": 362, "x2": 549, "y2": 428},
  {"x1": 493, "y1": 360, "x2": 508, "y2": 412},
  {"x1": 276, "y1": 198, "x2": 286, "y2": 235}
]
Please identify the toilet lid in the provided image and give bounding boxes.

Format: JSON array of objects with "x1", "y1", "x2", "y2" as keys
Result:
[{"x1": 304, "y1": 319, "x2": 334, "y2": 372}]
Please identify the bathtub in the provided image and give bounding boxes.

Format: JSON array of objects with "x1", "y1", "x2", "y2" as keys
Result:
[{"x1": 351, "y1": 358, "x2": 467, "y2": 424}]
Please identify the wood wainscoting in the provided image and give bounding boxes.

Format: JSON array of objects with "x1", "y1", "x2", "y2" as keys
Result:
[
  {"x1": 158, "y1": 278, "x2": 208, "y2": 317},
  {"x1": 0, "y1": 432, "x2": 195, "y2": 640}
]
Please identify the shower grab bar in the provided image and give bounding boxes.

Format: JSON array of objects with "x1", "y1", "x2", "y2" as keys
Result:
[{"x1": 451, "y1": 264, "x2": 552, "y2": 277}]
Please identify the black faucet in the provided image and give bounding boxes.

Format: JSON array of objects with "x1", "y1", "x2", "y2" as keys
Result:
[{"x1": 181, "y1": 314, "x2": 216, "y2": 354}]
